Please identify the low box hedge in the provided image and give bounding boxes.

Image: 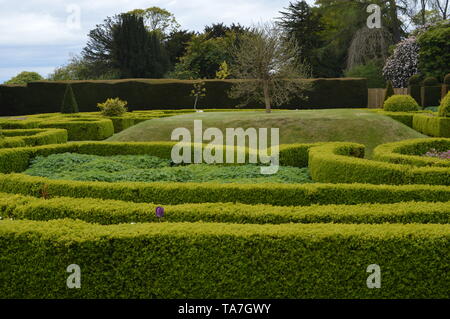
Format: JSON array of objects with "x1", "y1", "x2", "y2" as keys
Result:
[
  {"x1": 373, "y1": 138, "x2": 450, "y2": 167},
  {"x1": 1, "y1": 192, "x2": 449, "y2": 225},
  {"x1": 0, "y1": 219, "x2": 448, "y2": 298},
  {"x1": 0, "y1": 129, "x2": 68, "y2": 148},
  {"x1": 413, "y1": 114, "x2": 450, "y2": 137},
  {"x1": 309, "y1": 142, "x2": 450, "y2": 185},
  {"x1": 1, "y1": 172, "x2": 450, "y2": 206},
  {"x1": 38, "y1": 118, "x2": 114, "y2": 141}
]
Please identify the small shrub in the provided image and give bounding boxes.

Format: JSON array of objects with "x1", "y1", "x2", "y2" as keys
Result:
[
  {"x1": 438, "y1": 92, "x2": 450, "y2": 117},
  {"x1": 408, "y1": 74, "x2": 422, "y2": 85},
  {"x1": 97, "y1": 98, "x2": 128, "y2": 117},
  {"x1": 384, "y1": 81, "x2": 395, "y2": 101},
  {"x1": 384, "y1": 95, "x2": 420, "y2": 112},
  {"x1": 61, "y1": 84, "x2": 79, "y2": 114},
  {"x1": 422, "y1": 76, "x2": 439, "y2": 86}
]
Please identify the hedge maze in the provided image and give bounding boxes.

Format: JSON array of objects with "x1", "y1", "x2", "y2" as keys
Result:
[{"x1": 0, "y1": 118, "x2": 449, "y2": 298}]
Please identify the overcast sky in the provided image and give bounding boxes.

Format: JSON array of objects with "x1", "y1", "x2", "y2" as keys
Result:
[{"x1": 0, "y1": 0, "x2": 316, "y2": 83}]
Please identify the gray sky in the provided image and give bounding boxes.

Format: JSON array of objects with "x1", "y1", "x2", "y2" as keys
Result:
[{"x1": 0, "y1": 0, "x2": 315, "y2": 83}]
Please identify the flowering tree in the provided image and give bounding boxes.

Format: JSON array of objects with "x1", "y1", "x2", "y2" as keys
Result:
[{"x1": 382, "y1": 37, "x2": 420, "y2": 88}]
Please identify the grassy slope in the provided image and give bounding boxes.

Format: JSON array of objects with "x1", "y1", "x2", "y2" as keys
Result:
[{"x1": 108, "y1": 109, "x2": 426, "y2": 157}]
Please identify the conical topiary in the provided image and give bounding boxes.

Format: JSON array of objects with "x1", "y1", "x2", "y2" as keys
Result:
[
  {"x1": 384, "y1": 80, "x2": 395, "y2": 102},
  {"x1": 61, "y1": 84, "x2": 79, "y2": 114}
]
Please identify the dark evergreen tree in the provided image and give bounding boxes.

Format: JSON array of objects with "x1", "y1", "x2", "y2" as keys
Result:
[
  {"x1": 112, "y1": 13, "x2": 169, "y2": 78},
  {"x1": 61, "y1": 84, "x2": 79, "y2": 114},
  {"x1": 384, "y1": 80, "x2": 395, "y2": 101},
  {"x1": 165, "y1": 30, "x2": 195, "y2": 70}
]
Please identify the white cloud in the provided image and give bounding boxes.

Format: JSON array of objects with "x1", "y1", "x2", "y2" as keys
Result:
[{"x1": 0, "y1": 0, "x2": 300, "y2": 82}]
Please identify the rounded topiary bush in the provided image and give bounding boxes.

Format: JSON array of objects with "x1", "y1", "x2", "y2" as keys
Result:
[
  {"x1": 383, "y1": 95, "x2": 420, "y2": 112},
  {"x1": 408, "y1": 74, "x2": 422, "y2": 85},
  {"x1": 438, "y1": 92, "x2": 450, "y2": 117},
  {"x1": 422, "y1": 76, "x2": 439, "y2": 86}
]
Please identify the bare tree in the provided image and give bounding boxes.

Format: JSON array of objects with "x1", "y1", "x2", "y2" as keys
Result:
[
  {"x1": 430, "y1": 0, "x2": 449, "y2": 19},
  {"x1": 229, "y1": 23, "x2": 311, "y2": 113}
]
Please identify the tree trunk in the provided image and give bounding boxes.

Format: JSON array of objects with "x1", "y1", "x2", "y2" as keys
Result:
[
  {"x1": 263, "y1": 81, "x2": 271, "y2": 113},
  {"x1": 387, "y1": 0, "x2": 401, "y2": 43},
  {"x1": 193, "y1": 96, "x2": 198, "y2": 110}
]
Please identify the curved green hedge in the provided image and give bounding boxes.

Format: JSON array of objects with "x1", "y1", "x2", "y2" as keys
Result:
[
  {"x1": 1, "y1": 192, "x2": 448, "y2": 225},
  {"x1": 373, "y1": 138, "x2": 450, "y2": 167},
  {"x1": 0, "y1": 219, "x2": 448, "y2": 298},
  {"x1": 0, "y1": 129, "x2": 68, "y2": 148},
  {"x1": 309, "y1": 142, "x2": 450, "y2": 185}
]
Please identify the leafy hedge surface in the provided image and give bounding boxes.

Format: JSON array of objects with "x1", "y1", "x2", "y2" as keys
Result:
[
  {"x1": 373, "y1": 138, "x2": 450, "y2": 167},
  {"x1": 0, "y1": 78, "x2": 368, "y2": 116},
  {"x1": 413, "y1": 114, "x2": 450, "y2": 137},
  {"x1": 1, "y1": 173, "x2": 450, "y2": 206},
  {"x1": 0, "y1": 129, "x2": 68, "y2": 148},
  {"x1": 309, "y1": 142, "x2": 450, "y2": 185},
  {"x1": 37, "y1": 118, "x2": 114, "y2": 141},
  {"x1": 0, "y1": 219, "x2": 448, "y2": 298},
  {"x1": 1, "y1": 192, "x2": 449, "y2": 225}
]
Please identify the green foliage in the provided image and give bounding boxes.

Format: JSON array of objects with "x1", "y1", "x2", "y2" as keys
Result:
[
  {"x1": 2, "y1": 192, "x2": 449, "y2": 225},
  {"x1": 308, "y1": 142, "x2": 450, "y2": 185},
  {"x1": 24, "y1": 153, "x2": 312, "y2": 184},
  {"x1": 0, "y1": 219, "x2": 449, "y2": 298},
  {"x1": 413, "y1": 114, "x2": 450, "y2": 137},
  {"x1": 60, "y1": 84, "x2": 79, "y2": 114},
  {"x1": 417, "y1": 21, "x2": 450, "y2": 80},
  {"x1": 344, "y1": 60, "x2": 385, "y2": 88},
  {"x1": 0, "y1": 78, "x2": 368, "y2": 116},
  {"x1": 408, "y1": 74, "x2": 423, "y2": 85},
  {"x1": 438, "y1": 92, "x2": 450, "y2": 117},
  {"x1": 215, "y1": 61, "x2": 229, "y2": 79},
  {"x1": 384, "y1": 81, "x2": 395, "y2": 101},
  {"x1": 97, "y1": 98, "x2": 128, "y2": 117},
  {"x1": 4, "y1": 71, "x2": 43, "y2": 85},
  {"x1": 112, "y1": 14, "x2": 169, "y2": 78},
  {"x1": 128, "y1": 7, "x2": 179, "y2": 35},
  {"x1": 373, "y1": 138, "x2": 450, "y2": 167},
  {"x1": 384, "y1": 95, "x2": 420, "y2": 112},
  {"x1": 171, "y1": 34, "x2": 234, "y2": 79},
  {"x1": 423, "y1": 76, "x2": 439, "y2": 86},
  {"x1": 1, "y1": 142, "x2": 450, "y2": 206},
  {"x1": 276, "y1": 0, "x2": 324, "y2": 74},
  {"x1": 0, "y1": 129, "x2": 67, "y2": 149}
]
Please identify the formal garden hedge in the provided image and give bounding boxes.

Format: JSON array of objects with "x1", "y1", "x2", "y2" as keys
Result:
[
  {"x1": 0, "y1": 78, "x2": 368, "y2": 116},
  {"x1": 0, "y1": 219, "x2": 448, "y2": 298},
  {"x1": 308, "y1": 142, "x2": 450, "y2": 185},
  {"x1": 0, "y1": 129, "x2": 67, "y2": 148},
  {"x1": 0, "y1": 136, "x2": 448, "y2": 298},
  {"x1": 413, "y1": 114, "x2": 450, "y2": 137},
  {"x1": 373, "y1": 138, "x2": 450, "y2": 167},
  {"x1": 1, "y1": 192, "x2": 449, "y2": 225}
]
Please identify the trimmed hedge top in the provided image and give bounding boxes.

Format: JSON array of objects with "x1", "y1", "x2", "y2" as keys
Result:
[{"x1": 383, "y1": 95, "x2": 420, "y2": 112}]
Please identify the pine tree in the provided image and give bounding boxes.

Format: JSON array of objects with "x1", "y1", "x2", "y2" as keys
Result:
[
  {"x1": 61, "y1": 84, "x2": 79, "y2": 114},
  {"x1": 384, "y1": 80, "x2": 395, "y2": 101}
]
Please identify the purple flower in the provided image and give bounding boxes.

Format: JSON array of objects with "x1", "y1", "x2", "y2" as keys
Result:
[{"x1": 156, "y1": 206, "x2": 165, "y2": 218}]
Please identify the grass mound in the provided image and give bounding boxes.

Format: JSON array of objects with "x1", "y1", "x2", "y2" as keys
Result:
[{"x1": 107, "y1": 109, "x2": 426, "y2": 157}]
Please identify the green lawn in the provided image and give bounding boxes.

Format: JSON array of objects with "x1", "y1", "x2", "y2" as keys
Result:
[{"x1": 108, "y1": 109, "x2": 426, "y2": 157}]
